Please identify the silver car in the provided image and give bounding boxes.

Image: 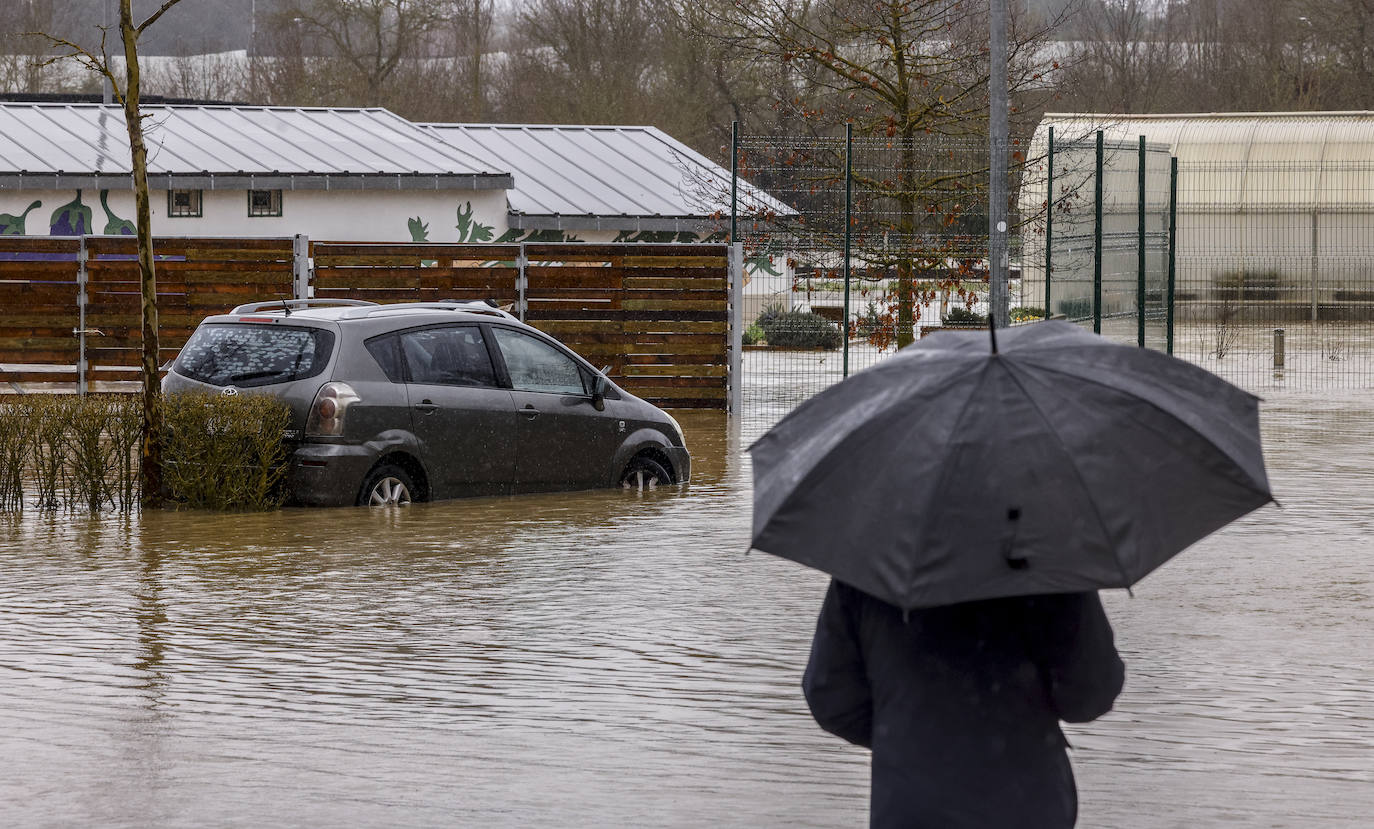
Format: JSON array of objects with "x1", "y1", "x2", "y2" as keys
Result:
[{"x1": 163, "y1": 299, "x2": 690, "y2": 507}]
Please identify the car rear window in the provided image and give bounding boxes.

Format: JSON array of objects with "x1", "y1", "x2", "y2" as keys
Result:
[{"x1": 174, "y1": 323, "x2": 334, "y2": 388}]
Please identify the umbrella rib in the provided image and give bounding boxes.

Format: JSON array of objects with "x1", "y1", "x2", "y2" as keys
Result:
[
  {"x1": 1012, "y1": 355, "x2": 1272, "y2": 499},
  {"x1": 910, "y1": 360, "x2": 997, "y2": 576},
  {"x1": 996, "y1": 358, "x2": 1135, "y2": 589}
]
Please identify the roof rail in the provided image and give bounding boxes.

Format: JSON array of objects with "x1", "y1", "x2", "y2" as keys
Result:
[
  {"x1": 338, "y1": 300, "x2": 519, "y2": 321},
  {"x1": 230, "y1": 298, "x2": 378, "y2": 314}
]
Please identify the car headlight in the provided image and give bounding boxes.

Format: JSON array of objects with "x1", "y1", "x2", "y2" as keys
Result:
[{"x1": 665, "y1": 412, "x2": 685, "y2": 445}]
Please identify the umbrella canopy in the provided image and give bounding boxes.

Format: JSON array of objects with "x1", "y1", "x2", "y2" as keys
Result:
[{"x1": 750, "y1": 321, "x2": 1272, "y2": 611}]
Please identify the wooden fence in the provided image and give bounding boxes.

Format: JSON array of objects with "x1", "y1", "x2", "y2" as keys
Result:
[{"x1": 1, "y1": 237, "x2": 733, "y2": 409}]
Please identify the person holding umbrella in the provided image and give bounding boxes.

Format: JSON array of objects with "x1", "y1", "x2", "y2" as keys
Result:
[{"x1": 750, "y1": 322, "x2": 1273, "y2": 828}]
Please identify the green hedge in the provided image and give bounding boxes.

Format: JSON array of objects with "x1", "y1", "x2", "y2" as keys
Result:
[{"x1": 756, "y1": 308, "x2": 843, "y2": 350}]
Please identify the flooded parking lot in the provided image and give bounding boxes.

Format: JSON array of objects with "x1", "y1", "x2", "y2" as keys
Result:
[{"x1": 1, "y1": 393, "x2": 1371, "y2": 826}]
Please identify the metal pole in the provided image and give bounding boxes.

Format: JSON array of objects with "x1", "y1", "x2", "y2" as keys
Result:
[
  {"x1": 77, "y1": 236, "x2": 88, "y2": 397},
  {"x1": 1137, "y1": 135, "x2": 1146, "y2": 347},
  {"x1": 729, "y1": 120, "x2": 739, "y2": 244},
  {"x1": 1093, "y1": 130, "x2": 1104, "y2": 335},
  {"x1": 1045, "y1": 126, "x2": 1054, "y2": 319},
  {"x1": 988, "y1": 0, "x2": 1010, "y2": 329},
  {"x1": 728, "y1": 242, "x2": 744, "y2": 415},
  {"x1": 843, "y1": 122, "x2": 853, "y2": 377},
  {"x1": 516, "y1": 243, "x2": 528, "y2": 323},
  {"x1": 1167, "y1": 156, "x2": 1177, "y2": 355},
  {"x1": 292, "y1": 234, "x2": 310, "y2": 299},
  {"x1": 102, "y1": 0, "x2": 113, "y2": 105},
  {"x1": 1310, "y1": 210, "x2": 1319, "y2": 322}
]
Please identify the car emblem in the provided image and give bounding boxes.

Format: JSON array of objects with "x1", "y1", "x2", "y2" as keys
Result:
[
  {"x1": 618, "y1": 420, "x2": 626, "y2": 433},
  {"x1": 222, "y1": 386, "x2": 239, "y2": 396}
]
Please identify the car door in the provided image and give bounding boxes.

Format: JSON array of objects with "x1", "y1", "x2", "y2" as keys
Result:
[
  {"x1": 489, "y1": 326, "x2": 620, "y2": 492},
  {"x1": 398, "y1": 325, "x2": 516, "y2": 498}
]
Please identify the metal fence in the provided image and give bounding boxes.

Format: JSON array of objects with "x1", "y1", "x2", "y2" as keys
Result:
[
  {"x1": 731, "y1": 127, "x2": 1001, "y2": 423},
  {"x1": 1168, "y1": 160, "x2": 1374, "y2": 392}
]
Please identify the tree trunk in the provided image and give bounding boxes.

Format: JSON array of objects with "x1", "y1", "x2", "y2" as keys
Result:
[
  {"x1": 120, "y1": 0, "x2": 162, "y2": 506},
  {"x1": 896, "y1": 139, "x2": 916, "y2": 348}
]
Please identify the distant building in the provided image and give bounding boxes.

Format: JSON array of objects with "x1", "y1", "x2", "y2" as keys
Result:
[{"x1": 0, "y1": 103, "x2": 783, "y2": 248}]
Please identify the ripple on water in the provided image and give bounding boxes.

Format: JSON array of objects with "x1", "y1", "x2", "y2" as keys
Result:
[{"x1": 0, "y1": 400, "x2": 1371, "y2": 827}]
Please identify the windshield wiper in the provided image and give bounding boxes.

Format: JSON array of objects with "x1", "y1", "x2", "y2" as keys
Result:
[{"x1": 228, "y1": 369, "x2": 289, "y2": 382}]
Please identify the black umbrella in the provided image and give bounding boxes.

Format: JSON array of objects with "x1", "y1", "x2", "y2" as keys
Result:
[{"x1": 749, "y1": 321, "x2": 1273, "y2": 611}]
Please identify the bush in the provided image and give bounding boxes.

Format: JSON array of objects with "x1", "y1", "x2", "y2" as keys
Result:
[
  {"x1": 943, "y1": 306, "x2": 988, "y2": 324},
  {"x1": 1010, "y1": 306, "x2": 1045, "y2": 322},
  {"x1": 0, "y1": 395, "x2": 141, "y2": 513},
  {"x1": 1056, "y1": 297, "x2": 1093, "y2": 320},
  {"x1": 742, "y1": 323, "x2": 765, "y2": 345},
  {"x1": 757, "y1": 309, "x2": 843, "y2": 350},
  {"x1": 161, "y1": 392, "x2": 292, "y2": 511}
]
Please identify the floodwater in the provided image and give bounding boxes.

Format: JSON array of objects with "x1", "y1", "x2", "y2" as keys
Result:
[{"x1": 1, "y1": 394, "x2": 1371, "y2": 827}]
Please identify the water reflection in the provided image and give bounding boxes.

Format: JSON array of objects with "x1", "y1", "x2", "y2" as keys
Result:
[{"x1": 0, "y1": 403, "x2": 1370, "y2": 826}]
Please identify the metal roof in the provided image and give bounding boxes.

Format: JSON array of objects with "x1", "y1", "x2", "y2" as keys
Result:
[
  {"x1": 421, "y1": 123, "x2": 792, "y2": 231},
  {"x1": 0, "y1": 103, "x2": 512, "y2": 191}
]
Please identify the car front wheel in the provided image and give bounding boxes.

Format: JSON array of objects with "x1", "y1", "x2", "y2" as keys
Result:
[
  {"x1": 359, "y1": 464, "x2": 416, "y2": 507},
  {"x1": 620, "y1": 455, "x2": 673, "y2": 490}
]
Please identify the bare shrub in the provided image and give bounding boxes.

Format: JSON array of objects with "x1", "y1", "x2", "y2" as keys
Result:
[
  {"x1": 161, "y1": 393, "x2": 292, "y2": 512},
  {"x1": 0, "y1": 400, "x2": 30, "y2": 512}
]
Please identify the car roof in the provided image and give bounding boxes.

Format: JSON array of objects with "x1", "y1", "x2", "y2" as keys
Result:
[{"x1": 208, "y1": 300, "x2": 523, "y2": 328}]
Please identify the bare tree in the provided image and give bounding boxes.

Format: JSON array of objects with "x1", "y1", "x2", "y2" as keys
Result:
[{"x1": 33, "y1": 0, "x2": 188, "y2": 506}]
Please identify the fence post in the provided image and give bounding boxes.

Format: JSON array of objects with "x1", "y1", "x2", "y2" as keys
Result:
[
  {"x1": 1310, "y1": 210, "x2": 1319, "y2": 322},
  {"x1": 1045, "y1": 126, "x2": 1054, "y2": 318},
  {"x1": 728, "y1": 242, "x2": 744, "y2": 415},
  {"x1": 1093, "y1": 130, "x2": 1104, "y2": 335},
  {"x1": 730, "y1": 121, "x2": 739, "y2": 244},
  {"x1": 516, "y1": 243, "x2": 528, "y2": 323},
  {"x1": 843, "y1": 122, "x2": 853, "y2": 378},
  {"x1": 292, "y1": 234, "x2": 310, "y2": 299},
  {"x1": 77, "y1": 236, "x2": 88, "y2": 397},
  {"x1": 1137, "y1": 135, "x2": 1146, "y2": 347},
  {"x1": 1167, "y1": 156, "x2": 1178, "y2": 355}
]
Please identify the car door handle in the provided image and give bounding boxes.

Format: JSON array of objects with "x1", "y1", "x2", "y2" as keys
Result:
[
  {"x1": 520, "y1": 404, "x2": 539, "y2": 420},
  {"x1": 414, "y1": 400, "x2": 439, "y2": 414}
]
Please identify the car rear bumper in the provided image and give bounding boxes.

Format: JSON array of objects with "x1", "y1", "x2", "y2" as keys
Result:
[{"x1": 286, "y1": 442, "x2": 378, "y2": 507}]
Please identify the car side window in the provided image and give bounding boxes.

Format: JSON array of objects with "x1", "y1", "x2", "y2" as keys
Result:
[
  {"x1": 364, "y1": 334, "x2": 405, "y2": 383},
  {"x1": 491, "y1": 328, "x2": 587, "y2": 395},
  {"x1": 400, "y1": 326, "x2": 497, "y2": 387}
]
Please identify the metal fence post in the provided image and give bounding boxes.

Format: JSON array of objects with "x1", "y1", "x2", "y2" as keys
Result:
[
  {"x1": 1045, "y1": 126, "x2": 1054, "y2": 318},
  {"x1": 1310, "y1": 210, "x2": 1319, "y2": 322},
  {"x1": 730, "y1": 121, "x2": 739, "y2": 244},
  {"x1": 728, "y1": 242, "x2": 744, "y2": 415},
  {"x1": 77, "y1": 236, "x2": 88, "y2": 397},
  {"x1": 516, "y1": 243, "x2": 528, "y2": 322},
  {"x1": 843, "y1": 122, "x2": 853, "y2": 378},
  {"x1": 1167, "y1": 156, "x2": 1178, "y2": 355},
  {"x1": 1137, "y1": 135, "x2": 1146, "y2": 347},
  {"x1": 1093, "y1": 130, "x2": 1104, "y2": 335},
  {"x1": 292, "y1": 234, "x2": 310, "y2": 299}
]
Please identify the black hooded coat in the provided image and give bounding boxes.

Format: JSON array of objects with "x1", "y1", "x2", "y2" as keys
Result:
[{"x1": 803, "y1": 581, "x2": 1125, "y2": 829}]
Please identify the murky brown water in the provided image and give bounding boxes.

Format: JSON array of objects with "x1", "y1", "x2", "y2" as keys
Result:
[{"x1": 0, "y1": 395, "x2": 1371, "y2": 827}]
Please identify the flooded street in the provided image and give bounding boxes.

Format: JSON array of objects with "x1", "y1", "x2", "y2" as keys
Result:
[{"x1": 1, "y1": 394, "x2": 1372, "y2": 826}]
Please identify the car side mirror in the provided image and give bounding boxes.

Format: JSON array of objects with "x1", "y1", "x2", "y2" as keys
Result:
[{"x1": 592, "y1": 374, "x2": 608, "y2": 411}]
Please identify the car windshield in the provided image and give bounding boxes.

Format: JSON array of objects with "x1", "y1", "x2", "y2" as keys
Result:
[{"x1": 175, "y1": 323, "x2": 334, "y2": 388}]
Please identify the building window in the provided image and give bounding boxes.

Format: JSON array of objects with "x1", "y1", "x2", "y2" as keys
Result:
[
  {"x1": 248, "y1": 189, "x2": 283, "y2": 217},
  {"x1": 167, "y1": 189, "x2": 202, "y2": 218}
]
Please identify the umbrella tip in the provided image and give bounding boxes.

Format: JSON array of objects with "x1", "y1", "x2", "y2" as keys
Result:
[{"x1": 989, "y1": 319, "x2": 999, "y2": 354}]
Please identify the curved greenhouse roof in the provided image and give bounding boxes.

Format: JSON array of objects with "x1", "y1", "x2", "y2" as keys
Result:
[{"x1": 1032, "y1": 112, "x2": 1374, "y2": 212}]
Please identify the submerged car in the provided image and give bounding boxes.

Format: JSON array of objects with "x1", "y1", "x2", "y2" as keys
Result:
[{"x1": 163, "y1": 299, "x2": 690, "y2": 506}]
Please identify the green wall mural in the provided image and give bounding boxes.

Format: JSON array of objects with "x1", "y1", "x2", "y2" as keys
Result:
[
  {"x1": 49, "y1": 191, "x2": 93, "y2": 236},
  {"x1": 100, "y1": 190, "x2": 135, "y2": 235},
  {"x1": 407, "y1": 216, "x2": 430, "y2": 242},
  {"x1": 455, "y1": 202, "x2": 494, "y2": 242},
  {"x1": 0, "y1": 200, "x2": 41, "y2": 236},
  {"x1": 493, "y1": 228, "x2": 584, "y2": 243},
  {"x1": 612, "y1": 230, "x2": 703, "y2": 244}
]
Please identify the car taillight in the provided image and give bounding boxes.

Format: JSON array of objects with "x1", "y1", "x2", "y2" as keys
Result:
[{"x1": 306, "y1": 382, "x2": 360, "y2": 437}]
